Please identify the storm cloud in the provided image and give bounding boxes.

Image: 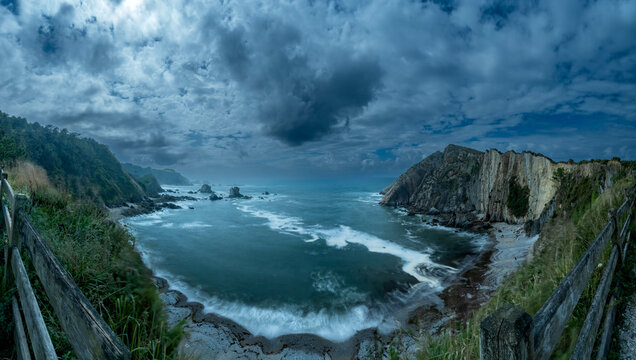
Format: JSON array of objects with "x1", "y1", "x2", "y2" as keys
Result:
[
  {"x1": 0, "y1": 0, "x2": 634, "y2": 179},
  {"x1": 207, "y1": 14, "x2": 384, "y2": 145}
]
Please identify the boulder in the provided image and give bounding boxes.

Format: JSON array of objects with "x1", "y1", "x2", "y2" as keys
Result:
[
  {"x1": 228, "y1": 187, "x2": 244, "y2": 198},
  {"x1": 209, "y1": 192, "x2": 222, "y2": 201},
  {"x1": 199, "y1": 184, "x2": 212, "y2": 193}
]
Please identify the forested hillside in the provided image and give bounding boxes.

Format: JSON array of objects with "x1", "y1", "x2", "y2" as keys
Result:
[
  {"x1": 0, "y1": 111, "x2": 145, "y2": 205},
  {"x1": 123, "y1": 163, "x2": 191, "y2": 185}
]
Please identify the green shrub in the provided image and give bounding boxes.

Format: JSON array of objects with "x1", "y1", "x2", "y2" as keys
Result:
[
  {"x1": 0, "y1": 170, "x2": 183, "y2": 359},
  {"x1": 30, "y1": 195, "x2": 183, "y2": 359},
  {"x1": 507, "y1": 176, "x2": 530, "y2": 217}
]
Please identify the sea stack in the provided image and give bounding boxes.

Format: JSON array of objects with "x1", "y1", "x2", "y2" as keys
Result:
[
  {"x1": 199, "y1": 184, "x2": 212, "y2": 193},
  {"x1": 228, "y1": 186, "x2": 243, "y2": 198}
]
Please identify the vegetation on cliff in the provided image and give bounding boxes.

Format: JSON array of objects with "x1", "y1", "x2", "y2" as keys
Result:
[
  {"x1": 413, "y1": 165, "x2": 635, "y2": 359},
  {"x1": 0, "y1": 162, "x2": 183, "y2": 359},
  {"x1": 0, "y1": 111, "x2": 145, "y2": 206},
  {"x1": 506, "y1": 176, "x2": 530, "y2": 217},
  {"x1": 123, "y1": 163, "x2": 191, "y2": 186},
  {"x1": 134, "y1": 173, "x2": 165, "y2": 197}
]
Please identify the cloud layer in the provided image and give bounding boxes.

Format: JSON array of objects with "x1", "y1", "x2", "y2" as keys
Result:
[{"x1": 1, "y1": 0, "x2": 634, "y2": 179}]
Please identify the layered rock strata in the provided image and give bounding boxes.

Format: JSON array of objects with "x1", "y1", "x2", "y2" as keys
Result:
[{"x1": 380, "y1": 145, "x2": 621, "y2": 225}]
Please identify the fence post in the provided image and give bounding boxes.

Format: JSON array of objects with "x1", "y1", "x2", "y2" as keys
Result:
[
  {"x1": 480, "y1": 303, "x2": 534, "y2": 360},
  {"x1": 3, "y1": 193, "x2": 27, "y2": 290},
  {"x1": 12, "y1": 194, "x2": 28, "y2": 248}
]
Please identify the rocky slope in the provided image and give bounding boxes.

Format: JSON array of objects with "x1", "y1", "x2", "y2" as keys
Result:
[
  {"x1": 123, "y1": 163, "x2": 191, "y2": 185},
  {"x1": 380, "y1": 145, "x2": 622, "y2": 225}
]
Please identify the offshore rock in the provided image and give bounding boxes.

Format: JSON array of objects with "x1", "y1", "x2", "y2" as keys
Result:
[
  {"x1": 228, "y1": 186, "x2": 247, "y2": 198},
  {"x1": 209, "y1": 191, "x2": 222, "y2": 201},
  {"x1": 199, "y1": 184, "x2": 212, "y2": 193}
]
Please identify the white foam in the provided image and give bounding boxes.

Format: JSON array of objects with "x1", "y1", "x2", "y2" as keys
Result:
[
  {"x1": 236, "y1": 205, "x2": 320, "y2": 241},
  {"x1": 153, "y1": 269, "x2": 395, "y2": 342},
  {"x1": 236, "y1": 205, "x2": 455, "y2": 286},
  {"x1": 180, "y1": 221, "x2": 213, "y2": 229},
  {"x1": 317, "y1": 226, "x2": 454, "y2": 286},
  {"x1": 128, "y1": 219, "x2": 163, "y2": 226},
  {"x1": 354, "y1": 192, "x2": 384, "y2": 204},
  {"x1": 311, "y1": 271, "x2": 367, "y2": 304}
]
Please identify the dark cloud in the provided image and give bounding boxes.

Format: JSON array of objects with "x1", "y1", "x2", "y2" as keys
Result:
[
  {"x1": 261, "y1": 57, "x2": 383, "y2": 146},
  {"x1": 1, "y1": 0, "x2": 18, "y2": 15},
  {"x1": 0, "y1": 0, "x2": 634, "y2": 179},
  {"x1": 210, "y1": 15, "x2": 384, "y2": 145}
]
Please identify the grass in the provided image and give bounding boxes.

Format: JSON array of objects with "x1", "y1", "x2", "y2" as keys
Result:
[
  {"x1": 0, "y1": 162, "x2": 184, "y2": 359},
  {"x1": 607, "y1": 205, "x2": 636, "y2": 359},
  {"x1": 414, "y1": 171, "x2": 634, "y2": 359}
]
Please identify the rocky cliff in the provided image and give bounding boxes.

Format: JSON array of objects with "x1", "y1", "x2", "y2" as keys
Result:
[{"x1": 380, "y1": 145, "x2": 622, "y2": 224}]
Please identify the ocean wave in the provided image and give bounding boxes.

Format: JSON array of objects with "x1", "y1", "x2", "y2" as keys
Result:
[
  {"x1": 353, "y1": 192, "x2": 383, "y2": 204},
  {"x1": 311, "y1": 271, "x2": 367, "y2": 304},
  {"x1": 153, "y1": 269, "x2": 396, "y2": 342},
  {"x1": 235, "y1": 204, "x2": 320, "y2": 241},
  {"x1": 316, "y1": 226, "x2": 454, "y2": 286},
  {"x1": 235, "y1": 205, "x2": 455, "y2": 286},
  {"x1": 127, "y1": 218, "x2": 163, "y2": 226},
  {"x1": 180, "y1": 221, "x2": 213, "y2": 229}
]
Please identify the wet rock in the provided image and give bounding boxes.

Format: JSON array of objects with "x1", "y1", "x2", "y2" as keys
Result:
[
  {"x1": 160, "y1": 203, "x2": 181, "y2": 210},
  {"x1": 228, "y1": 187, "x2": 251, "y2": 199},
  {"x1": 199, "y1": 184, "x2": 212, "y2": 193},
  {"x1": 209, "y1": 192, "x2": 223, "y2": 201}
]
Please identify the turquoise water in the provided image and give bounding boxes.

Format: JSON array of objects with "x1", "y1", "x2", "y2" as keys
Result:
[{"x1": 123, "y1": 179, "x2": 483, "y2": 341}]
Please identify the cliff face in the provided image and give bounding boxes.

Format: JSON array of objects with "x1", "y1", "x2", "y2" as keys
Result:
[
  {"x1": 475, "y1": 149, "x2": 561, "y2": 222},
  {"x1": 380, "y1": 145, "x2": 482, "y2": 213},
  {"x1": 380, "y1": 145, "x2": 621, "y2": 224}
]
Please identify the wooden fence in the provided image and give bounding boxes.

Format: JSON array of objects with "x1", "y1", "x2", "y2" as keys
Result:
[
  {"x1": 0, "y1": 169, "x2": 130, "y2": 359},
  {"x1": 480, "y1": 179, "x2": 635, "y2": 359}
]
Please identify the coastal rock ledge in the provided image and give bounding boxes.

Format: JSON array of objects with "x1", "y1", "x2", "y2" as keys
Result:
[{"x1": 380, "y1": 144, "x2": 621, "y2": 226}]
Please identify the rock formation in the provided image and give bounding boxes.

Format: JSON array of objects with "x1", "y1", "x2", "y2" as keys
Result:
[
  {"x1": 209, "y1": 191, "x2": 222, "y2": 201},
  {"x1": 380, "y1": 145, "x2": 622, "y2": 225},
  {"x1": 228, "y1": 187, "x2": 244, "y2": 198},
  {"x1": 199, "y1": 184, "x2": 212, "y2": 193}
]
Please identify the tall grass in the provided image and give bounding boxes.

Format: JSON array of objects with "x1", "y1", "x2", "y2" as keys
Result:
[
  {"x1": 0, "y1": 162, "x2": 184, "y2": 359},
  {"x1": 416, "y1": 174, "x2": 633, "y2": 359}
]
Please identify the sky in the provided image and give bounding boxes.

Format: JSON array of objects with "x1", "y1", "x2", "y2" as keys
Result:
[{"x1": 0, "y1": 0, "x2": 635, "y2": 180}]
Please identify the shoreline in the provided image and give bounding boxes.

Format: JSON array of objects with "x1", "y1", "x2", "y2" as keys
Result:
[{"x1": 110, "y1": 199, "x2": 538, "y2": 359}]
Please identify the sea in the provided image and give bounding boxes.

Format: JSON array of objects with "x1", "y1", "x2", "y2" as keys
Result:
[{"x1": 122, "y1": 178, "x2": 486, "y2": 342}]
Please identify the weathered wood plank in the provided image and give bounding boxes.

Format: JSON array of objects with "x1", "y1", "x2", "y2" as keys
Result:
[
  {"x1": 1, "y1": 177, "x2": 15, "y2": 210},
  {"x1": 624, "y1": 231, "x2": 632, "y2": 263},
  {"x1": 616, "y1": 198, "x2": 629, "y2": 219},
  {"x1": 18, "y1": 210, "x2": 131, "y2": 360},
  {"x1": 570, "y1": 245, "x2": 619, "y2": 359},
  {"x1": 2, "y1": 203, "x2": 11, "y2": 289},
  {"x1": 532, "y1": 220, "x2": 614, "y2": 360},
  {"x1": 11, "y1": 248, "x2": 57, "y2": 360},
  {"x1": 620, "y1": 213, "x2": 631, "y2": 240},
  {"x1": 3, "y1": 203, "x2": 12, "y2": 239},
  {"x1": 480, "y1": 303, "x2": 534, "y2": 360},
  {"x1": 12, "y1": 295, "x2": 32, "y2": 360},
  {"x1": 596, "y1": 293, "x2": 619, "y2": 360}
]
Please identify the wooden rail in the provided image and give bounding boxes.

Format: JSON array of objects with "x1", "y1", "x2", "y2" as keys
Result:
[
  {"x1": 1, "y1": 169, "x2": 130, "y2": 359},
  {"x1": 480, "y1": 179, "x2": 635, "y2": 359}
]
